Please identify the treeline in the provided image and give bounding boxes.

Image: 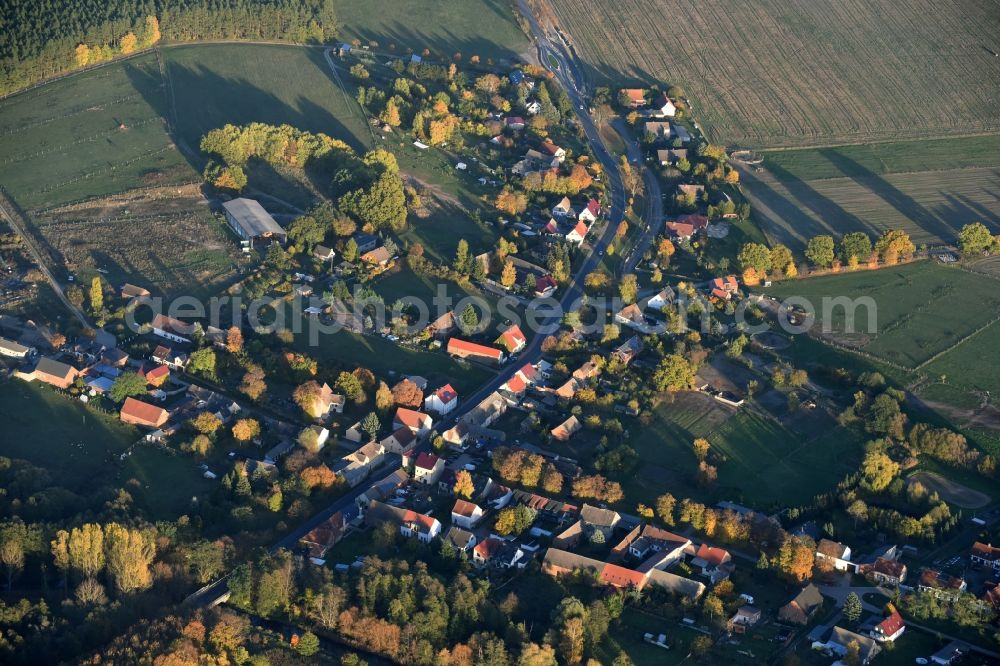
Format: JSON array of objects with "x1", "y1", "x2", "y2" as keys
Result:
[{"x1": 0, "y1": 0, "x2": 338, "y2": 95}]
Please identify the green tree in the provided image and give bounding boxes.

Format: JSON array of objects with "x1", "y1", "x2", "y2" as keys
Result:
[
  {"x1": 342, "y1": 238, "x2": 359, "y2": 262},
  {"x1": 453, "y1": 238, "x2": 470, "y2": 274},
  {"x1": 297, "y1": 631, "x2": 320, "y2": 657},
  {"x1": 653, "y1": 354, "x2": 695, "y2": 392},
  {"x1": 110, "y1": 372, "x2": 147, "y2": 402},
  {"x1": 361, "y1": 412, "x2": 381, "y2": 441},
  {"x1": 619, "y1": 273, "x2": 639, "y2": 304},
  {"x1": 287, "y1": 214, "x2": 326, "y2": 251},
  {"x1": 89, "y1": 276, "x2": 103, "y2": 312},
  {"x1": 737, "y1": 242, "x2": 772, "y2": 274},
  {"x1": 843, "y1": 592, "x2": 862, "y2": 623},
  {"x1": 861, "y1": 450, "x2": 899, "y2": 492},
  {"x1": 459, "y1": 303, "x2": 480, "y2": 333},
  {"x1": 805, "y1": 235, "x2": 835, "y2": 267},
  {"x1": 336, "y1": 371, "x2": 364, "y2": 403},
  {"x1": 840, "y1": 232, "x2": 872, "y2": 264},
  {"x1": 958, "y1": 222, "x2": 994, "y2": 256},
  {"x1": 188, "y1": 348, "x2": 217, "y2": 376}
]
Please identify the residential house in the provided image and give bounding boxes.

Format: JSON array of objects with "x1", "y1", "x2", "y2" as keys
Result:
[
  {"x1": 620, "y1": 88, "x2": 646, "y2": 108},
  {"x1": 366, "y1": 500, "x2": 441, "y2": 543},
  {"x1": 645, "y1": 287, "x2": 675, "y2": 312},
  {"x1": 727, "y1": 606, "x2": 762, "y2": 634},
  {"x1": 778, "y1": 584, "x2": 824, "y2": 625},
  {"x1": 0, "y1": 337, "x2": 32, "y2": 358},
  {"x1": 550, "y1": 415, "x2": 582, "y2": 441},
  {"x1": 612, "y1": 335, "x2": 643, "y2": 365},
  {"x1": 394, "y1": 407, "x2": 433, "y2": 437},
  {"x1": 313, "y1": 245, "x2": 336, "y2": 261},
  {"x1": 580, "y1": 504, "x2": 621, "y2": 541},
  {"x1": 552, "y1": 196, "x2": 574, "y2": 218},
  {"x1": 538, "y1": 139, "x2": 566, "y2": 163},
  {"x1": 497, "y1": 325, "x2": 527, "y2": 354},
  {"x1": 643, "y1": 121, "x2": 672, "y2": 139},
  {"x1": 120, "y1": 397, "x2": 169, "y2": 428},
  {"x1": 425, "y1": 384, "x2": 459, "y2": 414},
  {"x1": 381, "y1": 426, "x2": 417, "y2": 454},
  {"x1": 510, "y1": 489, "x2": 578, "y2": 525},
  {"x1": 141, "y1": 364, "x2": 170, "y2": 387},
  {"x1": 651, "y1": 93, "x2": 676, "y2": 117},
  {"x1": 656, "y1": 148, "x2": 688, "y2": 166},
  {"x1": 473, "y1": 537, "x2": 503, "y2": 567},
  {"x1": 917, "y1": 568, "x2": 967, "y2": 600},
  {"x1": 525, "y1": 100, "x2": 541, "y2": 115},
  {"x1": 710, "y1": 275, "x2": 739, "y2": 300},
  {"x1": 101, "y1": 348, "x2": 129, "y2": 367},
  {"x1": 578, "y1": 199, "x2": 601, "y2": 223},
  {"x1": 615, "y1": 303, "x2": 648, "y2": 331},
  {"x1": 344, "y1": 421, "x2": 365, "y2": 443},
  {"x1": 676, "y1": 183, "x2": 704, "y2": 199},
  {"x1": 665, "y1": 213, "x2": 709, "y2": 241},
  {"x1": 495, "y1": 542, "x2": 528, "y2": 569},
  {"x1": 982, "y1": 584, "x2": 1000, "y2": 612},
  {"x1": 426, "y1": 311, "x2": 456, "y2": 339},
  {"x1": 222, "y1": 198, "x2": 286, "y2": 243},
  {"x1": 971, "y1": 542, "x2": 1000, "y2": 570},
  {"x1": 505, "y1": 116, "x2": 526, "y2": 130},
  {"x1": 452, "y1": 499, "x2": 484, "y2": 529},
  {"x1": 150, "y1": 314, "x2": 192, "y2": 344},
  {"x1": 824, "y1": 627, "x2": 881, "y2": 665},
  {"x1": 443, "y1": 526, "x2": 477, "y2": 553},
  {"x1": 361, "y1": 246, "x2": 393, "y2": 268},
  {"x1": 447, "y1": 338, "x2": 506, "y2": 366},
  {"x1": 151, "y1": 345, "x2": 188, "y2": 370},
  {"x1": 352, "y1": 232, "x2": 378, "y2": 254},
  {"x1": 863, "y1": 557, "x2": 907, "y2": 586},
  {"x1": 871, "y1": 611, "x2": 905, "y2": 643},
  {"x1": 816, "y1": 538, "x2": 854, "y2": 572},
  {"x1": 410, "y1": 451, "x2": 445, "y2": 485},
  {"x1": 17, "y1": 356, "x2": 79, "y2": 388},
  {"x1": 120, "y1": 283, "x2": 151, "y2": 300},
  {"x1": 690, "y1": 543, "x2": 734, "y2": 582},
  {"x1": 299, "y1": 512, "x2": 347, "y2": 562},
  {"x1": 443, "y1": 391, "x2": 509, "y2": 445},
  {"x1": 335, "y1": 441, "x2": 385, "y2": 487},
  {"x1": 931, "y1": 641, "x2": 969, "y2": 666},
  {"x1": 357, "y1": 469, "x2": 410, "y2": 508},
  {"x1": 534, "y1": 274, "x2": 557, "y2": 298},
  {"x1": 307, "y1": 426, "x2": 330, "y2": 451},
  {"x1": 613, "y1": 524, "x2": 691, "y2": 566},
  {"x1": 565, "y1": 220, "x2": 589, "y2": 245},
  {"x1": 315, "y1": 383, "x2": 345, "y2": 417}
]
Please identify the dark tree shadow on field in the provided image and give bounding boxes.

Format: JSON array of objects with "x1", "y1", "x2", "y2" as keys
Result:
[
  {"x1": 90, "y1": 250, "x2": 132, "y2": 293},
  {"x1": 934, "y1": 187, "x2": 1000, "y2": 233},
  {"x1": 819, "y1": 149, "x2": 955, "y2": 243},
  {"x1": 765, "y1": 160, "x2": 872, "y2": 235}
]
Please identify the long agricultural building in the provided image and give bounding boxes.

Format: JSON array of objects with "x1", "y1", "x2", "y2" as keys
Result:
[{"x1": 222, "y1": 198, "x2": 286, "y2": 243}]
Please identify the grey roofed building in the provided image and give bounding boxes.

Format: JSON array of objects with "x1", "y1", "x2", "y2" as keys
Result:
[
  {"x1": 645, "y1": 569, "x2": 706, "y2": 599},
  {"x1": 444, "y1": 526, "x2": 476, "y2": 552},
  {"x1": 828, "y1": 626, "x2": 881, "y2": 664},
  {"x1": 580, "y1": 504, "x2": 621, "y2": 530},
  {"x1": 222, "y1": 198, "x2": 285, "y2": 241},
  {"x1": 0, "y1": 337, "x2": 31, "y2": 357}
]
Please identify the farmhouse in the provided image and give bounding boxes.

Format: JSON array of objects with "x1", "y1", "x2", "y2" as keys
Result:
[
  {"x1": 542, "y1": 548, "x2": 704, "y2": 598},
  {"x1": 580, "y1": 504, "x2": 621, "y2": 540},
  {"x1": 917, "y1": 568, "x2": 966, "y2": 600},
  {"x1": 120, "y1": 397, "x2": 169, "y2": 428},
  {"x1": 0, "y1": 337, "x2": 32, "y2": 358},
  {"x1": 862, "y1": 557, "x2": 907, "y2": 586},
  {"x1": 612, "y1": 524, "x2": 690, "y2": 565},
  {"x1": 17, "y1": 356, "x2": 79, "y2": 388},
  {"x1": 447, "y1": 338, "x2": 506, "y2": 365},
  {"x1": 222, "y1": 198, "x2": 285, "y2": 243},
  {"x1": 620, "y1": 88, "x2": 646, "y2": 108},
  {"x1": 150, "y1": 314, "x2": 192, "y2": 344}
]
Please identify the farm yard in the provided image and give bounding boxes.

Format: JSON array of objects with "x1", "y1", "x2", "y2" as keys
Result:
[
  {"x1": 546, "y1": 0, "x2": 1000, "y2": 149},
  {"x1": 332, "y1": 0, "x2": 530, "y2": 63}
]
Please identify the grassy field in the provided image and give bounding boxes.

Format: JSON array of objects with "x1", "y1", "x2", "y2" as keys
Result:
[
  {"x1": 0, "y1": 380, "x2": 136, "y2": 488},
  {"x1": 623, "y1": 393, "x2": 864, "y2": 510},
  {"x1": 742, "y1": 163, "x2": 1000, "y2": 250},
  {"x1": 332, "y1": 0, "x2": 529, "y2": 63},
  {"x1": 760, "y1": 135, "x2": 1000, "y2": 181},
  {"x1": 164, "y1": 43, "x2": 373, "y2": 156},
  {"x1": 0, "y1": 53, "x2": 194, "y2": 211},
  {"x1": 548, "y1": 0, "x2": 1000, "y2": 148},
  {"x1": 923, "y1": 317, "x2": 1000, "y2": 400},
  {"x1": 766, "y1": 261, "x2": 1000, "y2": 368}
]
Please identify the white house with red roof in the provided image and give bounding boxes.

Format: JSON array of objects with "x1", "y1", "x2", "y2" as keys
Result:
[
  {"x1": 497, "y1": 324, "x2": 527, "y2": 354},
  {"x1": 393, "y1": 407, "x2": 433, "y2": 437},
  {"x1": 533, "y1": 275, "x2": 557, "y2": 298},
  {"x1": 871, "y1": 611, "x2": 905, "y2": 642},
  {"x1": 408, "y1": 451, "x2": 445, "y2": 485},
  {"x1": 451, "y1": 499, "x2": 484, "y2": 529},
  {"x1": 150, "y1": 314, "x2": 192, "y2": 344},
  {"x1": 566, "y1": 220, "x2": 589, "y2": 245},
  {"x1": 424, "y1": 384, "x2": 459, "y2": 415},
  {"x1": 502, "y1": 362, "x2": 538, "y2": 397},
  {"x1": 578, "y1": 199, "x2": 601, "y2": 224},
  {"x1": 366, "y1": 500, "x2": 441, "y2": 543},
  {"x1": 473, "y1": 537, "x2": 504, "y2": 567},
  {"x1": 538, "y1": 139, "x2": 566, "y2": 163},
  {"x1": 710, "y1": 275, "x2": 739, "y2": 301},
  {"x1": 505, "y1": 116, "x2": 526, "y2": 130}
]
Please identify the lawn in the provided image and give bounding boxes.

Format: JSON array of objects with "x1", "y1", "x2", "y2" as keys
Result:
[
  {"x1": 124, "y1": 445, "x2": 216, "y2": 520},
  {"x1": 765, "y1": 261, "x2": 1000, "y2": 368},
  {"x1": 596, "y1": 608, "x2": 697, "y2": 666},
  {"x1": 0, "y1": 53, "x2": 194, "y2": 211},
  {"x1": 549, "y1": 0, "x2": 1000, "y2": 148},
  {"x1": 332, "y1": 0, "x2": 529, "y2": 63},
  {"x1": 0, "y1": 380, "x2": 136, "y2": 487},
  {"x1": 923, "y1": 318, "x2": 1000, "y2": 402},
  {"x1": 164, "y1": 43, "x2": 373, "y2": 156}
]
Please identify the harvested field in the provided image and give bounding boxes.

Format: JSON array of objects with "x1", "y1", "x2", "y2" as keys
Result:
[
  {"x1": 547, "y1": 0, "x2": 1000, "y2": 148},
  {"x1": 34, "y1": 184, "x2": 240, "y2": 296},
  {"x1": 741, "y1": 164, "x2": 1000, "y2": 250},
  {"x1": 908, "y1": 471, "x2": 991, "y2": 508}
]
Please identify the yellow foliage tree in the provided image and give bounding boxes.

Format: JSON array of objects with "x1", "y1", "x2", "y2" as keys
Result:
[
  {"x1": 142, "y1": 16, "x2": 161, "y2": 47},
  {"x1": 74, "y1": 44, "x2": 91, "y2": 68},
  {"x1": 784, "y1": 261, "x2": 798, "y2": 278},
  {"x1": 119, "y1": 32, "x2": 138, "y2": 55},
  {"x1": 500, "y1": 258, "x2": 517, "y2": 289},
  {"x1": 742, "y1": 267, "x2": 761, "y2": 286}
]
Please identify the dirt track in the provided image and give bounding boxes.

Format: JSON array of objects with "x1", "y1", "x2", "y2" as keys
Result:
[{"x1": 908, "y1": 471, "x2": 991, "y2": 509}]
